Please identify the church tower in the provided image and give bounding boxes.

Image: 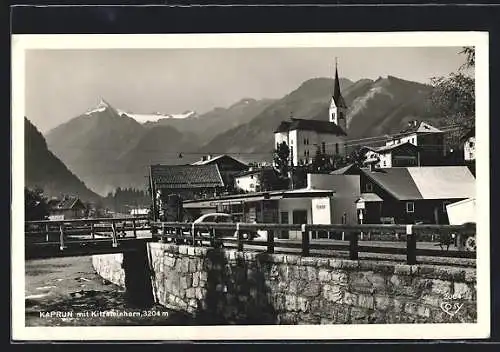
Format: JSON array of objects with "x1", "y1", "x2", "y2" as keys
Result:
[{"x1": 329, "y1": 59, "x2": 347, "y2": 133}]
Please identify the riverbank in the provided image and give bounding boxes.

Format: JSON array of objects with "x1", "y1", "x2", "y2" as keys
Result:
[{"x1": 25, "y1": 256, "x2": 195, "y2": 326}]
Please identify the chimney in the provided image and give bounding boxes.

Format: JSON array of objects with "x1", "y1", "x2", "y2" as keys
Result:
[
  {"x1": 207, "y1": 154, "x2": 212, "y2": 160},
  {"x1": 201, "y1": 156, "x2": 207, "y2": 161}
]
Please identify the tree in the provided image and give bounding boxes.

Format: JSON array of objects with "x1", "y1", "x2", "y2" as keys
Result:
[
  {"x1": 273, "y1": 141, "x2": 290, "y2": 180},
  {"x1": 311, "y1": 146, "x2": 328, "y2": 173},
  {"x1": 25, "y1": 187, "x2": 49, "y2": 221},
  {"x1": 428, "y1": 46, "x2": 475, "y2": 147}
]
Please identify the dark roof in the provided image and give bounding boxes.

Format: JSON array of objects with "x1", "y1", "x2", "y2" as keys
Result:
[
  {"x1": 53, "y1": 197, "x2": 85, "y2": 210},
  {"x1": 333, "y1": 64, "x2": 347, "y2": 108},
  {"x1": 191, "y1": 154, "x2": 248, "y2": 168},
  {"x1": 461, "y1": 127, "x2": 475, "y2": 142},
  {"x1": 374, "y1": 142, "x2": 421, "y2": 153},
  {"x1": 274, "y1": 118, "x2": 346, "y2": 136},
  {"x1": 361, "y1": 168, "x2": 422, "y2": 200},
  {"x1": 150, "y1": 164, "x2": 225, "y2": 189}
]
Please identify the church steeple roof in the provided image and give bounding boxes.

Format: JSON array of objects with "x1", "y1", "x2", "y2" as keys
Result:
[{"x1": 333, "y1": 59, "x2": 347, "y2": 108}]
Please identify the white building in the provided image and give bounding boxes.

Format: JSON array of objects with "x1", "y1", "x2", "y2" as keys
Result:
[
  {"x1": 274, "y1": 62, "x2": 348, "y2": 166},
  {"x1": 361, "y1": 142, "x2": 420, "y2": 169},
  {"x1": 446, "y1": 198, "x2": 475, "y2": 225},
  {"x1": 463, "y1": 129, "x2": 475, "y2": 161}
]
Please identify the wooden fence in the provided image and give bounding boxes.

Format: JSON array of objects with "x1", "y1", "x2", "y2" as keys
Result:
[
  {"x1": 151, "y1": 221, "x2": 477, "y2": 265},
  {"x1": 24, "y1": 218, "x2": 476, "y2": 264},
  {"x1": 25, "y1": 217, "x2": 150, "y2": 250}
]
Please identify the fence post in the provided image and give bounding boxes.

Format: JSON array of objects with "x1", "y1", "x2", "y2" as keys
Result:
[
  {"x1": 45, "y1": 223, "x2": 49, "y2": 242},
  {"x1": 267, "y1": 229, "x2": 274, "y2": 254},
  {"x1": 301, "y1": 224, "x2": 309, "y2": 257},
  {"x1": 456, "y1": 232, "x2": 464, "y2": 251},
  {"x1": 191, "y1": 223, "x2": 197, "y2": 247},
  {"x1": 111, "y1": 221, "x2": 119, "y2": 248},
  {"x1": 160, "y1": 223, "x2": 166, "y2": 243},
  {"x1": 90, "y1": 222, "x2": 95, "y2": 240},
  {"x1": 406, "y1": 225, "x2": 416, "y2": 265},
  {"x1": 349, "y1": 231, "x2": 358, "y2": 260},
  {"x1": 236, "y1": 223, "x2": 243, "y2": 252},
  {"x1": 132, "y1": 219, "x2": 137, "y2": 238},
  {"x1": 59, "y1": 224, "x2": 66, "y2": 250}
]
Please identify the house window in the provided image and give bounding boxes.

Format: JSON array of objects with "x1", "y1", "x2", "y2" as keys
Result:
[
  {"x1": 366, "y1": 183, "x2": 373, "y2": 192},
  {"x1": 250, "y1": 175, "x2": 254, "y2": 179},
  {"x1": 250, "y1": 184, "x2": 255, "y2": 189},
  {"x1": 469, "y1": 141, "x2": 474, "y2": 148},
  {"x1": 335, "y1": 143, "x2": 339, "y2": 154},
  {"x1": 383, "y1": 161, "x2": 386, "y2": 167},
  {"x1": 322, "y1": 142, "x2": 326, "y2": 154},
  {"x1": 304, "y1": 150, "x2": 307, "y2": 157},
  {"x1": 304, "y1": 138, "x2": 307, "y2": 145},
  {"x1": 406, "y1": 202, "x2": 415, "y2": 213},
  {"x1": 331, "y1": 112, "x2": 336, "y2": 121}
]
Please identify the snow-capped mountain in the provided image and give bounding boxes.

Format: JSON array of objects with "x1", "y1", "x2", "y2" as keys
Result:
[
  {"x1": 117, "y1": 110, "x2": 198, "y2": 124},
  {"x1": 83, "y1": 98, "x2": 197, "y2": 124}
]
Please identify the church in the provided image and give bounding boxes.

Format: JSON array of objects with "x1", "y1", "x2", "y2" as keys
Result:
[{"x1": 274, "y1": 61, "x2": 348, "y2": 166}]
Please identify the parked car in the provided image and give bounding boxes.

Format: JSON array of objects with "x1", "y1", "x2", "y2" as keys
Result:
[{"x1": 183, "y1": 213, "x2": 259, "y2": 240}]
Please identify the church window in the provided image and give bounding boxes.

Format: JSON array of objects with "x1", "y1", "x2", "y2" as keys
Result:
[
  {"x1": 322, "y1": 142, "x2": 326, "y2": 154},
  {"x1": 335, "y1": 143, "x2": 339, "y2": 154}
]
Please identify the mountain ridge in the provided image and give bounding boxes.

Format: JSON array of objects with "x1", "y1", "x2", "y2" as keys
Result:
[
  {"x1": 25, "y1": 117, "x2": 101, "y2": 203},
  {"x1": 43, "y1": 75, "x2": 442, "y2": 194}
]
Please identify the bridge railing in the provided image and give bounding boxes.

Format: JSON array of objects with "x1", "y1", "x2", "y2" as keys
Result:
[
  {"x1": 150, "y1": 221, "x2": 477, "y2": 265},
  {"x1": 25, "y1": 217, "x2": 150, "y2": 250}
]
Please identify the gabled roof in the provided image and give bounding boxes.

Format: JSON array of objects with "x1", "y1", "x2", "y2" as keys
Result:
[
  {"x1": 150, "y1": 164, "x2": 225, "y2": 189},
  {"x1": 373, "y1": 142, "x2": 420, "y2": 153},
  {"x1": 52, "y1": 197, "x2": 85, "y2": 210},
  {"x1": 274, "y1": 118, "x2": 347, "y2": 136},
  {"x1": 191, "y1": 154, "x2": 247, "y2": 168},
  {"x1": 399, "y1": 121, "x2": 443, "y2": 136},
  {"x1": 361, "y1": 166, "x2": 475, "y2": 201}
]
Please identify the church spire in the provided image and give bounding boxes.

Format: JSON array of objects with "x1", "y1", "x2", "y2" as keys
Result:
[{"x1": 333, "y1": 58, "x2": 347, "y2": 108}]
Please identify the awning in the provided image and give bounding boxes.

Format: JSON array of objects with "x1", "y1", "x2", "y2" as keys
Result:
[
  {"x1": 357, "y1": 193, "x2": 383, "y2": 202},
  {"x1": 183, "y1": 194, "x2": 283, "y2": 208}
]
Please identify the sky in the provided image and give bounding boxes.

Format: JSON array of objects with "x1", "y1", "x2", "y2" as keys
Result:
[{"x1": 25, "y1": 47, "x2": 467, "y2": 133}]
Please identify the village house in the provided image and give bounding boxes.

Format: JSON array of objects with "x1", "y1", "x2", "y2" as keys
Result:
[
  {"x1": 191, "y1": 154, "x2": 248, "y2": 190},
  {"x1": 48, "y1": 196, "x2": 87, "y2": 220},
  {"x1": 233, "y1": 167, "x2": 282, "y2": 193},
  {"x1": 274, "y1": 62, "x2": 348, "y2": 166},
  {"x1": 148, "y1": 164, "x2": 225, "y2": 221},
  {"x1": 361, "y1": 142, "x2": 421, "y2": 169},
  {"x1": 330, "y1": 164, "x2": 475, "y2": 225},
  {"x1": 384, "y1": 120, "x2": 446, "y2": 166}
]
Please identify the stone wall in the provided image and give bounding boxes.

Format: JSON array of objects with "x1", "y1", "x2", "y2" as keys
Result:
[
  {"x1": 92, "y1": 243, "x2": 477, "y2": 324},
  {"x1": 92, "y1": 253, "x2": 125, "y2": 287}
]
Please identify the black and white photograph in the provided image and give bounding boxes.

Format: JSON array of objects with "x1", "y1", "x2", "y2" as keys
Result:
[{"x1": 11, "y1": 32, "x2": 490, "y2": 340}]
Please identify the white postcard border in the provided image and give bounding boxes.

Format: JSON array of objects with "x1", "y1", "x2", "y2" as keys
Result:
[{"x1": 11, "y1": 32, "x2": 490, "y2": 341}]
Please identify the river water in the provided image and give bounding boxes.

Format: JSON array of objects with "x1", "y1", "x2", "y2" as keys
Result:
[{"x1": 25, "y1": 256, "x2": 195, "y2": 326}]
